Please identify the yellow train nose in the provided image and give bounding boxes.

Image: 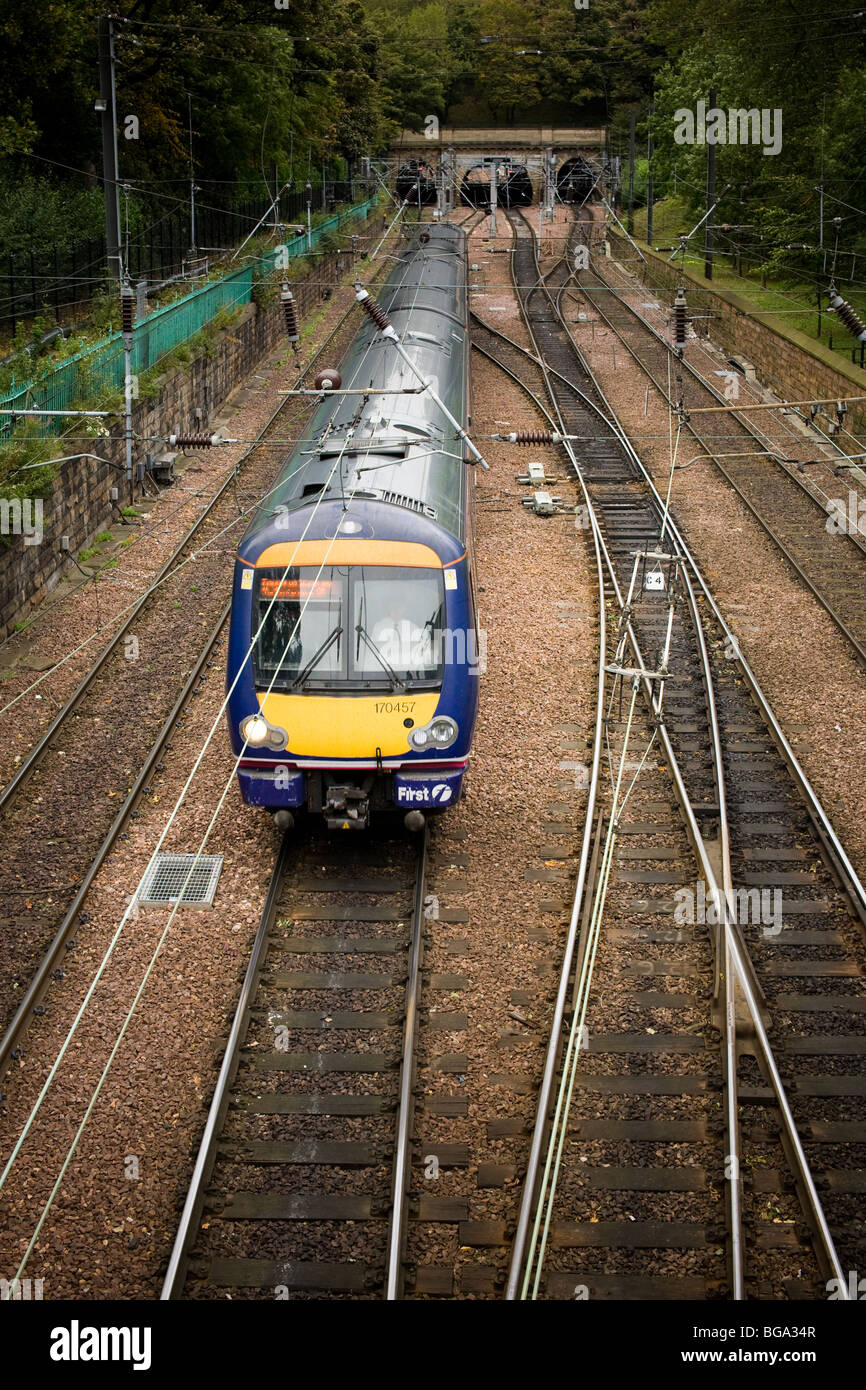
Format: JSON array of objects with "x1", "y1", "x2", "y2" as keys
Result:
[{"x1": 256, "y1": 692, "x2": 441, "y2": 758}]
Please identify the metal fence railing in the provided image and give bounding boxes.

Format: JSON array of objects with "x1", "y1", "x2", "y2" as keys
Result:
[
  {"x1": 0, "y1": 195, "x2": 379, "y2": 436},
  {"x1": 0, "y1": 180, "x2": 368, "y2": 332}
]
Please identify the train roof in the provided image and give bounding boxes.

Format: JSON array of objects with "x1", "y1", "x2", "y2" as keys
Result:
[{"x1": 238, "y1": 223, "x2": 469, "y2": 558}]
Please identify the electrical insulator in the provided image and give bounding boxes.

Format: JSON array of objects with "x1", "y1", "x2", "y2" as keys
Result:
[
  {"x1": 120, "y1": 286, "x2": 135, "y2": 334},
  {"x1": 514, "y1": 429, "x2": 554, "y2": 445},
  {"x1": 281, "y1": 285, "x2": 300, "y2": 347},
  {"x1": 354, "y1": 283, "x2": 391, "y2": 332},
  {"x1": 494, "y1": 429, "x2": 563, "y2": 445},
  {"x1": 168, "y1": 433, "x2": 219, "y2": 448},
  {"x1": 672, "y1": 287, "x2": 687, "y2": 351},
  {"x1": 828, "y1": 290, "x2": 866, "y2": 342},
  {"x1": 314, "y1": 369, "x2": 342, "y2": 392}
]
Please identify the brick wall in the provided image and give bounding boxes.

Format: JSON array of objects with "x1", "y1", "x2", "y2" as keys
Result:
[
  {"x1": 0, "y1": 216, "x2": 385, "y2": 642},
  {"x1": 607, "y1": 229, "x2": 866, "y2": 438}
]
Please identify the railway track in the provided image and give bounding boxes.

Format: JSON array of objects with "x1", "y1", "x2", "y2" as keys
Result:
[
  {"x1": 0, "y1": 254, "x2": 396, "y2": 1081},
  {"x1": 568, "y1": 214, "x2": 866, "y2": 668},
  {"x1": 162, "y1": 823, "x2": 442, "y2": 1300},
  {"x1": 471, "y1": 210, "x2": 866, "y2": 1300}
]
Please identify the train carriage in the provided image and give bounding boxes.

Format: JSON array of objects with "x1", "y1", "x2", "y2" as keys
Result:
[{"x1": 226, "y1": 223, "x2": 480, "y2": 831}]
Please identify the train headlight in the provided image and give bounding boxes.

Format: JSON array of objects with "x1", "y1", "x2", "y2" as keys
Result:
[
  {"x1": 241, "y1": 714, "x2": 288, "y2": 750},
  {"x1": 242, "y1": 715, "x2": 270, "y2": 746},
  {"x1": 430, "y1": 717, "x2": 458, "y2": 747},
  {"x1": 409, "y1": 717, "x2": 458, "y2": 751}
]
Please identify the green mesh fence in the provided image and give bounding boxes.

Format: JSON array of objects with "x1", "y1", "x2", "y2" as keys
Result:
[{"x1": 1, "y1": 195, "x2": 379, "y2": 436}]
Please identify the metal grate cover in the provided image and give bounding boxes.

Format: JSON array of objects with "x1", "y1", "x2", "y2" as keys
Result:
[
  {"x1": 379, "y1": 491, "x2": 437, "y2": 518},
  {"x1": 138, "y1": 853, "x2": 223, "y2": 908}
]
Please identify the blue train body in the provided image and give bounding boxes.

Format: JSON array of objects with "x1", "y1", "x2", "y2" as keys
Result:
[{"x1": 225, "y1": 223, "x2": 481, "y2": 830}]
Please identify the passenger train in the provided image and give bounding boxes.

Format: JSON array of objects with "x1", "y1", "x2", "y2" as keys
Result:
[{"x1": 226, "y1": 223, "x2": 480, "y2": 831}]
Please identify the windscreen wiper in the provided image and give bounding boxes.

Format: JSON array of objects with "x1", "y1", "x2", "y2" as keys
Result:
[
  {"x1": 291, "y1": 625, "x2": 343, "y2": 688},
  {"x1": 355, "y1": 622, "x2": 404, "y2": 691}
]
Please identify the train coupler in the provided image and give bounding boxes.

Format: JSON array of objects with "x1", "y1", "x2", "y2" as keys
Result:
[{"x1": 324, "y1": 784, "x2": 371, "y2": 830}]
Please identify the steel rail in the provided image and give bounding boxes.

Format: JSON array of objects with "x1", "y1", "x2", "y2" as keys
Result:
[
  {"x1": 473, "y1": 306, "x2": 847, "y2": 1298},
  {"x1": 569, "y1": 217, "x2": 866, "y2": 510},
  {"x1": 160, "y1": 834, "x2": 290, "y2": 1300},
  {"x1": 0, "y1": 602, "x2": 229, "y2": 1087},
  {"x1": 0, "y1": 276, "x2": 398, "y2": 1084},
  {"x1": 566, "y1": 238, "x2": 866, "y2": 669},
  {"x1": 161, "y1": 832, "x2": 428, "y2": 1300},
  {"x1": 492, "y1": 217, "x2": 607, "y2": 1300},
  {"x1": 578, "y1": 233, "x2": 866, "y2": 482},
  {"x1": 473, "y1": 245, "x2": 866, "y2": 926},
  {"x1": 529, "y1": 210, "x2": 851, "y2": 1294},
  {"x1": 573, "y1": 224, "x2": 864, "y2": 494},
  {"x1": 506, "y1": 207, "x2": 866, "y2": 926},
  {"x1": 496, "y1": 211, "x2": 850, "y2": 1298},
  {"x1": 385, "y1": 824, "x2": 428, "y2": 1299},
  {"x1": 679, "y1": 560, "x2": 742, "y2": 1298},
  {"x1": 548, "y1": 254, "x2": 866, "y2": 929},
  {"x1": 523, "y1": 675, "x2": 644, "y2": 1299}
]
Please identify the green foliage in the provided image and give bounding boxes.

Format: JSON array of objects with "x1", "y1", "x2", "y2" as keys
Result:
[
  {"x1": 0, "y1": 0, "x2": 384, "y2": 266},
  {"x1": 3, "y1": 0, "x2": 860, "y2": 377},
  {"x1": 252, "y1": 266, "x2": 279, "y2": 311},
  {"x1": 126, "y1": 301, "x2": 245, "y2": 403},
  {"x1": 364, "y1": 0, "x2": 664, "y2": 130},
  {"x1": 0, "y1": 429, "x2": 60, "y2": 539},
  {"x1": 644, "y1": 0, "x2": 866, "y2": 279},
  {"x1": 0, "y1": 174, "x2": 107, "y2": 260}
]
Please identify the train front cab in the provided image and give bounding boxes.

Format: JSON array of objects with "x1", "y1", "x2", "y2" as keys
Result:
[{"x1": 228, "y1": 534, "x2": 480, "y2": 831}]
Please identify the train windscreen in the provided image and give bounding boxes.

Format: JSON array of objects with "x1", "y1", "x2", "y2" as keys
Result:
[{"x1": 253, "y1": 566, "x2": 445, "y2": 690}]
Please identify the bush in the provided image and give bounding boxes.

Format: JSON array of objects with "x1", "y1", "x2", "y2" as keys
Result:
[{"x1": 0, "y1": 174, "x2": 106, "y2": 260}]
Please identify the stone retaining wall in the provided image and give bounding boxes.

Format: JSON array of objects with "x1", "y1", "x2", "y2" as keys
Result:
[{"x1": 607, "y1": 229, "x2": 866, "y2": 438}]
